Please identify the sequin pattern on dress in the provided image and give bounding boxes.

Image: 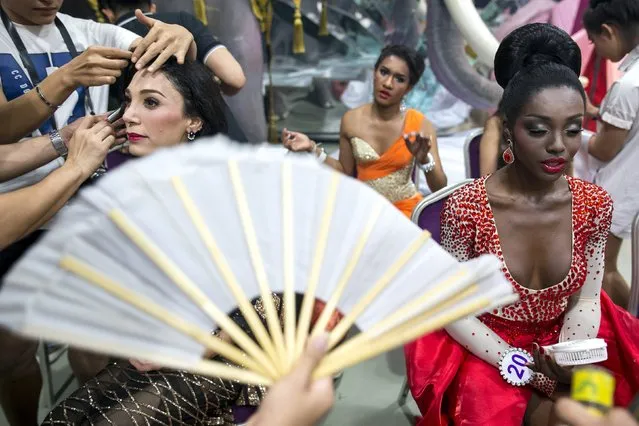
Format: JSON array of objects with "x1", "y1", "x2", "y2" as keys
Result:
[
  {"x1": 350, "y1": 137, "x2": 417, "y2": 203},
  {"x1": 440, "y1": 176, "x2": 613, "y2": 324}
]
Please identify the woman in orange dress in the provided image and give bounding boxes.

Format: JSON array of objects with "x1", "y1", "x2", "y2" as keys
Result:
[{"x1": 282, "y1": 45, "x2": 448, "y2": 218}]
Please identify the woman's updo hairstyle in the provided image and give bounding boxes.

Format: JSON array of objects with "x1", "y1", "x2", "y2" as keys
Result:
[
  {"x1": 583, "y1": 0, "x2": 639, "y2": 39},
  {"x1": 494, "y1": 23, "x2": 586, "y2": 128}
]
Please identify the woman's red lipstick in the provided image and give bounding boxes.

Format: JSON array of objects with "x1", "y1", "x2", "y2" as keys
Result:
[
  {"x1": 127, "y1": 133, "x2": 146, "y2": 142},
  {"x1": 378, "y1": 90, "x2": 391, "y2": 99},
  {"x1": 541, "y1": 157, "x2": 566, "y2": 174}
]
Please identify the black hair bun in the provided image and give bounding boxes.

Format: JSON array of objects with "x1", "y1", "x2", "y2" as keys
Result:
[{"x1": 494, "y1": 23, "x2": 581, "y2": 89}]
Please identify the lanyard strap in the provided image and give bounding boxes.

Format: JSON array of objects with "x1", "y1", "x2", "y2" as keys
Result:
[
  {"x1": 54, "y1": 16, "x2": 95, "y2": 115},
  {"x1": 0, "y1": 8, "x2": 95, "y2": 131}
]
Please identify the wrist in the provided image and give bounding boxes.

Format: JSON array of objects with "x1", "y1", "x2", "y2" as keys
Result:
[
  {"x1": 313, "y1": 143, "x2": 327, "y2": 163},
  {"x1": 42, "y1": 68, "x2": 78, "y2": 107},
  {"x1": 57, "y1": 66, "x2": 78, "y2": 92},
  {"x1": 417, "y1": 153, "x2": 435, "y2": 173},
  {"x1": 60, "y1": 158, "x2": 90, "y2": 182}
]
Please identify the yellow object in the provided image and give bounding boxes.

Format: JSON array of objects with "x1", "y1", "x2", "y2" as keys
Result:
[
  {"x1": 319, "y1": 0, "x2": 329, "y2": 36},
  {"x1": 193, "y1": 0, "x2": 208, "y2": 26},
  {"x1": 250, "y1": 0, "x2": 273, "y2": 44},
  {"x1": 293, "y1": 0, "x2": 305, "y2": 54},
  {"x1": 571, "y1": 366, "x2": 615, "y2": 417},
  {"x1": 465, "y1": 44, "x2": 477, "y2": 60},
  {"x1": 86, "y1": 0, "x2": 105, "y2": 23}
]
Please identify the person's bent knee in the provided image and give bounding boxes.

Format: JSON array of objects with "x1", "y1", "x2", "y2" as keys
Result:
[{"x1": 0, "y1": 328, "x2": 39, "y2": 378}]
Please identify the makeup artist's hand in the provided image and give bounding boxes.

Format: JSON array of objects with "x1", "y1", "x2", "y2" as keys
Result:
[
  {"x1": 131, "y1": 9, "x2": 196, "y2": 72},
  {"x1": 61, "y1": 46, "x2": 131, "y2": 88},
  {"x1": 248, "y1": 335, "x2": 334, "y2": 426},
  {"x1": 404, "y1": 131, "x2": 432, "y2": 164},
  {"x1": 65, "y1": 117, "x2": 115, "y2": 179},
  {"x1": 553, "y1": 398, "x2": 638, "y2": 426}
]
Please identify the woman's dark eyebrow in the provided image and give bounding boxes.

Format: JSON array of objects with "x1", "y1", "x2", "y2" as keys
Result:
[
  {"x1": 524, "y1": 113, "x2": 584, "y2": 121},
  {"x1": 140, "y1": 89, "x2": 167, "y2": 99}
]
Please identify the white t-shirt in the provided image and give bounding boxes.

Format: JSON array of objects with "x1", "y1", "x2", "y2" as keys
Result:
[
  {"x1": 0, "y1": 12, "x2": 138, "y2": 192},
  {"x1": 594, "y1": 46, "x2": 639, "y2": 239}
]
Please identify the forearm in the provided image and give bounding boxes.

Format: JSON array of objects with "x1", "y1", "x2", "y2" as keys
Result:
[
  {"x1": 588, "y1": 133, "x2": 619, "y2": 162},
  {"x1": 559, "y1": 297, "x2": 601, "y2": 342},
  {"x1": 206, "y1": 49, "x2": 246, "y2": 96},
  {"x1": 323, "y1": 157, "x2": 346, "y2": 174},
  {"x1": 0, "y1": 71, "x2": 76, "y2": 144},
  {"x1": 425, "y1": 168, "x2": 447, "y2": 192},
  {"x1": 587, "y1": 133, "x2": 607, "y2": 161},
  {"x1": 0, "y1": 135, "x2": 59, "y2": 182},
  {"x1": 445, "y1": 316, "x2": 509, "y2": 367},
  {"x1": 0, "y1": 163, "x2": 85, "y2": 250}
]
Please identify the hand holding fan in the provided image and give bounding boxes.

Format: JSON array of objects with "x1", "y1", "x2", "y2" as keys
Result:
[{"x1": 0, "y1": 136, "x2": 517, "y2": 385}]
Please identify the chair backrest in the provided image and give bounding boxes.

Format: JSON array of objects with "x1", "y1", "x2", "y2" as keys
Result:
[
  {"x1": 463, "y1": 129, "x2": 484, "y2": 179},
  {"x1": 628, "y1": 212, "x2": 639, "y2": 317},
  {"x1": 411, "y1": 179, "x2": 474, "y2": 243}
]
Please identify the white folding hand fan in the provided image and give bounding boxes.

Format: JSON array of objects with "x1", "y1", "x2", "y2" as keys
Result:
[{"x1": 0, "y1": 136, "x2": 517, "y2": 385}]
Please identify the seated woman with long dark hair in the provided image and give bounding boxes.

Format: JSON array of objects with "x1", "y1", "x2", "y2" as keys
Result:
[
  {"x1": 405, "y1": 23, "x2": 639, "y2": 426},
  {"x1": 40, "y1": 59, "x2": 268, "y2": 424},
  {"x1": 43, "y1": 57, "x2": 341, "y2": 425}
]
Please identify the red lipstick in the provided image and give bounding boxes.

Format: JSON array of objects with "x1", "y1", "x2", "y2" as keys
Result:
[
  {"x1": 127, "y1": 133, "x2": 146, "y2": 143},
  {"x1": 541, "y1": 158, "x2": 566, "y2": 174},
  {"x1": 378, "y1": 90, "x2": 391, "y2": 100}
]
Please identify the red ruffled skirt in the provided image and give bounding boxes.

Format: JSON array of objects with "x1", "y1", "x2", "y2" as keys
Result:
[{"x1": 405, "y1": 292, "x2": 639, "y2": 426}]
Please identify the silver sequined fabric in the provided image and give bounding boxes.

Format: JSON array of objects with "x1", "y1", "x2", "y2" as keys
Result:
[{"x1": 43, "y1": 295, "x2": 282, "y2": 425}]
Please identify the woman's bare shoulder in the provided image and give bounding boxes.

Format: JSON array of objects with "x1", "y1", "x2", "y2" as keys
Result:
[{"x1": 341, "y1": 105, "x2": 370, "y2": 133}]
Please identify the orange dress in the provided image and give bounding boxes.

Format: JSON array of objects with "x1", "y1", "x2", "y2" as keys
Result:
[{"x1": 351, "y1": 108, "x2": 424, "y2": 218}]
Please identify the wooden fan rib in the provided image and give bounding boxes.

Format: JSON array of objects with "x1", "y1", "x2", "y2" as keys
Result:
[
  {"x1": 108, "y1": 209, "x2": 278, "y2": 378},
  {"x1": 310, "y1": 202, "x2": 383, "y2": 339},
  {"x1": 228, "y1": 161, "x2": 287, "y2": 373},
  {"x1": 192, "y1": 359, "x2": 272, "y2": 386},
  {"x1": 325, "y1": 282, "x2": 480, "y2": 363},
  {"x1": 315, "y1": 296, "x2": 492, "y2": 379},
  {"x1": 281, "y1": 162, "x2": 296, "y2": 370},
  {"x1": 327, "y1": 231, "x2": 432, "y2": 350},
  {"x1": 170, "y1": 178, "x2": 281, "y2": 376},
  {"x1": 58, "y1": 256, "x2": 268, "y2": 376},
  {"x1": 363, "y1": 269, "x2": 471, "y2": 338},
  {"x1": 294, "y1": 172, "x2": 341, "y2": 358}
]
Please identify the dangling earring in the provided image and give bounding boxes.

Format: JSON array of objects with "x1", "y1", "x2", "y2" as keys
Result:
[
  {"x1": 187, "y1": 130, "x2": 196, "y2": 141},
  {"x1": 502, "y1": 139, "x2": 514, "y2": 164}
]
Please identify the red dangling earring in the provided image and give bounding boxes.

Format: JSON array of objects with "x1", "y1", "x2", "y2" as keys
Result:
[{"x1": 502, "y1": 141, "x2": 514, "y2": 164}]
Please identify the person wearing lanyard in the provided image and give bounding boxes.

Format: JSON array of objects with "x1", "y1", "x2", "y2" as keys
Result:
[
  {"x1": 582, "y1": 0, "x2": 639, "y2": 309},
  {"x1": 0, "y1": 1, "x2": 199, "y2": 425}
]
